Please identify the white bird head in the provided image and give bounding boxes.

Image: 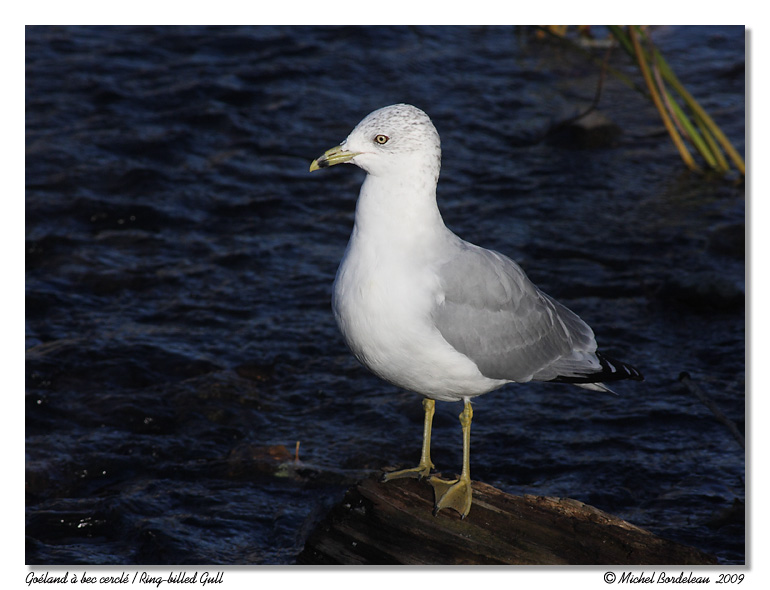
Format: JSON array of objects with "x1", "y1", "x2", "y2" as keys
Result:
[{"x1": 310, "y1": 104, "x2": 441, "y2": 180}]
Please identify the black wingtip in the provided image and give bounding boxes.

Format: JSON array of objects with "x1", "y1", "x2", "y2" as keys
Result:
[
  {"x1": 549, "y1": 352, "x2": 643, "y2": 386},
  {"x1": 597, "y1": 352, "x2": 644, "y2": 382}
]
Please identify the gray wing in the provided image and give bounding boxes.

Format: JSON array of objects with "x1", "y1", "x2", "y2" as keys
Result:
[{"x1": 431, "y1": 242, "x2": 602, "y2": 383}]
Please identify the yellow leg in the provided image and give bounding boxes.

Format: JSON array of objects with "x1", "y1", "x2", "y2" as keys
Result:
[
  {"x1": 429, "y1": 399, "x2": 473, "y2": 518},
  {"x1": 381, "y1": 398, "x2": 436, "y2": 481}
]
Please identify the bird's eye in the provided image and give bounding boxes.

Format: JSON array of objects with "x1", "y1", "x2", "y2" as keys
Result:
[{"x1": 374, "y1": 134, "x2": 389, "y2": 145}]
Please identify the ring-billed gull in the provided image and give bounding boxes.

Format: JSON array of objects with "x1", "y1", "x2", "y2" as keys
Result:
[{"x1": 310, "y1": 104, "x2": 643, "y2": 518}]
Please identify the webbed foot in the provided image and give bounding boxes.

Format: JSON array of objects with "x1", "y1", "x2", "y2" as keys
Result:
[
  {"x1": 429, "y1": 474, "x2": 473, "y2": 518},
  {"x1": 381, "y1": 459, "x2": 434, "y2": 482}
]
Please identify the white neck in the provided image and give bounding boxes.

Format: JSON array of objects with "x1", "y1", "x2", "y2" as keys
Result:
[{"x1": 352, "y1": 170, "x2": 446, "y2": 252}]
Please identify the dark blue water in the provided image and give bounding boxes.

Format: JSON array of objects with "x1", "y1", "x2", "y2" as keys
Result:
[{"x1": 26, "y1": 26, "x2": 745, "y2": 564}]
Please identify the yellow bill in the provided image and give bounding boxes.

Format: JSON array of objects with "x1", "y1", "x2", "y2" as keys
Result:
[{"x1": 309, "y1": 145, "x2": 360, "y2": 172}]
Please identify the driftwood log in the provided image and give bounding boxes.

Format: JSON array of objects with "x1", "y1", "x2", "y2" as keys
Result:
[{"x1": 297, "y1": 475, "x2": 717, "y2": 565}]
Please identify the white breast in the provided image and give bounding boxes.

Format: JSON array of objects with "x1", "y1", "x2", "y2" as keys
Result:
[{"x1": 332, "y1": 229, "x2": 507, "y2": 402}]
